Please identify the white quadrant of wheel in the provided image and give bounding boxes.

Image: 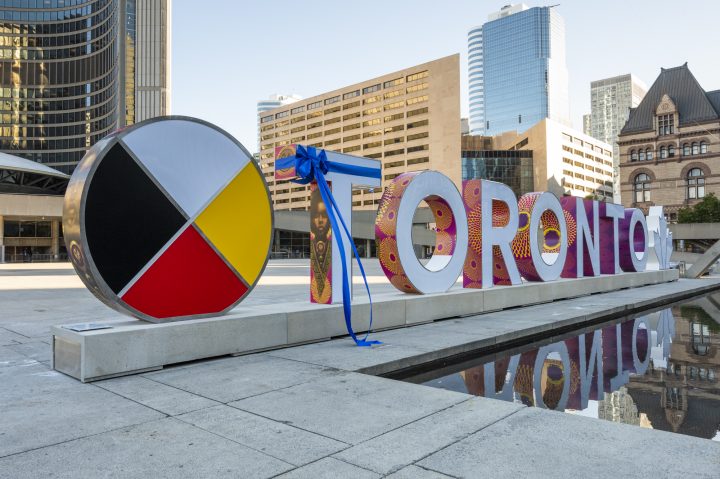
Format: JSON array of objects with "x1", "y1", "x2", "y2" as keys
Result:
[
  {"x1": 395, "y1": 171, "x2": 469, "y2": 293},
  {"x1": 121, "y1": 119, "x2": 251, "y2": 217}
]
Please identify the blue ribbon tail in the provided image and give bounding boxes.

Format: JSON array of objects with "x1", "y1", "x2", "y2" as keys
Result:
[{"x1": 314, "y1": 171, "x2": 380, "y2": 347}]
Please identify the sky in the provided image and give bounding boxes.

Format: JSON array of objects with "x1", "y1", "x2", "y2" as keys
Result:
[{"x1": 172, "y1": 0, "x2": 720, "y2": 151}]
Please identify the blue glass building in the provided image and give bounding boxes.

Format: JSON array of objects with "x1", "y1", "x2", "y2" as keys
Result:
[{"x1": 468, "y1": 4, "x2": 570, "y2": 136}]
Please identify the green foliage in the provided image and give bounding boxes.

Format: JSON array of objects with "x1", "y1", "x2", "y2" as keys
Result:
[{"x1": 677, "y1": 193, "x2": 720, "y2": 223}]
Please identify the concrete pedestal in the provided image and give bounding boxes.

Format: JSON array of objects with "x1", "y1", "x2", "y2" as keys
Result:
[{"x1": 53, "y1": 270, "x2": 679, "y2": 382}]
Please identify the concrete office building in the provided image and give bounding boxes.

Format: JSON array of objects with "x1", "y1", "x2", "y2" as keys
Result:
[
  {"x1": 468, "y1": 4, "x2": 570, "y2": 136},
  {"x1": 470, "y1": 118, "x2": 614, "y2": 199},
  {"x1": 259, "y1": 54, "x2": 461, "y2": 211},
  {"x1": 618, "y1": 64, "x2": 720, "y2": 219},
  {"x1": 589, "y1": 74, "x2": 647, "y2": 202},
  {"x1": 0, "y1": 0, "x2": 171, "y2": 175}
]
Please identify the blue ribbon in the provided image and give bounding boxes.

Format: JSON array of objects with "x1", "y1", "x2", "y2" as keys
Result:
[{"x1": 285, "y1": 145, "x2": 381, "y2": 347}]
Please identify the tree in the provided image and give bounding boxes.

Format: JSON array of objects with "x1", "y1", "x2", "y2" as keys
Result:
[{"x1": 677, "y1": 193, "x2": 720, "y2": 223}]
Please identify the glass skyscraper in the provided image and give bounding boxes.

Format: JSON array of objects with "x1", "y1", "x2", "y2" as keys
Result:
[
  {"x1": 0, "y1": 0, "x2": 170, "y2": 175},
  {"x1": 468, "y1": 4, "x2": 570, "y2": 136}
]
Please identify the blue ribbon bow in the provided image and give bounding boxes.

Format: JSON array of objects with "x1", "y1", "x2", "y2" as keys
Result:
[{"x1": 287, "y1": 145, "x2": 381, "y2": 347}]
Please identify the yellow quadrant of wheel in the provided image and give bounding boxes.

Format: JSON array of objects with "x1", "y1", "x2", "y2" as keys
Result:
[{"x1": 195, "y1": 165, "x2": 272, "y2": 285}]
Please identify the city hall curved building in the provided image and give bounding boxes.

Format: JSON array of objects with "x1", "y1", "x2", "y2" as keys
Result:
[{"x1": 0, "y1": 0, "x2": 170, "y2": 175}]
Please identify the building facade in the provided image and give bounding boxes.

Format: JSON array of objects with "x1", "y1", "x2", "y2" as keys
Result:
[
  {"x1": 589, "y1": 74, "x2": 647, "y2": 202},
  {"x1": 583, "y1": 114, "x2": 591, "y2": 135},
  {"x1": 0, "y1": 0, "x2": 170, "y2": 175},
  {"x1": 259, "y1": 55, "x2": 461, "y2": 211},
  {"x1": 256, "y1": 93, "x2": 301, "y2": 151},
  {"x1": 487, "y1": 118, "x2": 614, "y2": 199},
  {"x1": 460, "y1": 134, "x2": 533, "y2": 197},
  {"x1": 467, "y1": 4, "x2": 570, "y2": 136},
  {"x1": 618, "y1": 64, "x2": 720, "y2": 220}
]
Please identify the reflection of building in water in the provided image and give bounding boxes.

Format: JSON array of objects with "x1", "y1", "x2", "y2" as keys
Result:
[
  {"x1": 626, "y1": 304, "x2": 720, "y2": 439},
  {"x1": 598, "y1": 387, "x2": 643, "y2": 426}
]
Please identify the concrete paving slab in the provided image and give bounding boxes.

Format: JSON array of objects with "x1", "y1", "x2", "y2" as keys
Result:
[
  {"x1": 95, "y1": 375, "x2": 220, "y2": 416},
  {"x1": 384, "y1": 465, "x2": 455, "y2": 479},
  {"x1": 0, "y1": 363, "x2": 164, "y2": 458},
  {"x1": 334, "y1": 396, "x2": 523, "y2": 475},
  {"x1": 274, "y1": 457, "x2": 380, "y2": 479},
  {"x1": 177, "y1": 405, "x2": 348, "y2": 466},
  {"x1": 0, "y1": 327, "x2": 28, "y2": 346},
  {"x1": 0, "y1": 417, "x2": 294, "y2": 479},
  {"x1": 417, "y1": 408, "x2": 720, "y2": 479},
  {"x1": 267, "y1": 339, "x2": 429, "y2": 373},
  {"x1": 143, "y1": 354, "x2": 337, "y2": 403},
  {"x1": 0, "y1": 346, "x2": 36, "y2": 368},
  {"x1": 230, "y1": 372, "x2": 470, "y2": 444},
  {"x1": 4, "y1": 340, "x2": 52, "y2": 362}
]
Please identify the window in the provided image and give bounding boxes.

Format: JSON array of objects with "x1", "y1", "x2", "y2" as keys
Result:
[
  {"x1": 683, "y1": 143, "x2": 690, "y2": 156},
  {"x1": 260, "y1": 115, "x2": 273, "y2": 124},
  {"x1": 384, "y1": 89, "x2": 402, "y2": 99},
  {"x1": 383, "y1": 77, "x2": 404, "y2": 88},
  {"x1": 660, "y1": 146, "x2": 667, "y2": 159},
  {"x1": 687, "y1": 168, "x2": 705, "y2": 199},
  {"x1": 406, "y1": 70, "x2": 428, "y2": 82},
  {"x1": 669, "y1": 145, "x2": 675, "y2": 157},
  {"x1": 658, "y1": 114, "x2": 674, "y2": 135},
  {"x1": 307, "y1": 101, "x2": 323, "y2": 110},
  {"x1": 363, "y1": 95, "x2": 382, "y2": 105},
  {"x1": 343, "y1": 112, "x2": 360, "y2": 121},
  {"x1": 630, "y1": 150, "x2": 638, "y2": 161},
  {"x1": 343, "y1": 100, "x2": 360, "y2": 110},
  {"x1": 406, "y1": 83, "x2": 428, "y2": 94},
  {"x1": 384, "y1": 101, "x2": 404, "y2": 111},
  {"x1": 700, "y1": 141, "x2": 708, "y2": 154},
  {"x1": 291, "y1": 106, "x2": 305, "y2": 114},
  {"x1": 362, "y1": 84, "x2": 381, "y2": 94},
  {"x1": 407, "y1": 119, "x2": 428, "y2": 129},
  {"x1": 692, "y1": 142, "x2": 699, "y2": 155},
  {"x1": 638, "y1": 150, "x2": 646, "y2": 161},
  {"x1": 343, "y1": 90, "x2": 360, "y2": 100},
  {"x1": 407, "y1": 107, "x2": 428, "y2": 117},
  {"x1": 343, "y1": 134, "x2": 361, "y2": 142},
  {"x1": 385, "y1": 148, "x2": 404, "y2": 157},
  {"x1": 646, "y1": 148, "x2": 653, "y2": 161},
  {"x1": 407, "y1": 156, "x2": 429, "y2": 166},
  {"x1": 406, "y1": 95, "x2": 428, "y2": 106},
  {"x1": 384, "y1": 113, "x2": 404, "y2": 123},
  {"x1": 634, "y1": 173, "x2": 651, "y2": 202},
  {"x1": 407, "y1": 132, "x2": 429, "y2": 141},
  {"x1": 324, "y1": 96, "x2": 340, "y2": 105}
]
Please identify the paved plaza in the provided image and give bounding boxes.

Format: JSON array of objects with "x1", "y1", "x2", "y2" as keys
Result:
[{"x1": 1, "y1": 261, "x2": 719, "y2": 478}]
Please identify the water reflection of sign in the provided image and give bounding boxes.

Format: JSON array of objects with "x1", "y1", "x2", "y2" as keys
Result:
[{"x1": 461, "y1": 309, "x2": 675, "y2": 411}]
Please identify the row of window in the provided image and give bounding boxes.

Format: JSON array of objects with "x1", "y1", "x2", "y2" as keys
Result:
[
  {"x1": 630, "y1": 141, "x2": 709, "y2": 161},
  {"x1": 561, "y1": 157, "x2": 611, "y2": 175},
  {"x1": 261, "y1": 71, "x2": 429, "y2": 123},
  {"x1": 633, "y1": 168, "x2": 706, "y2": 202}
]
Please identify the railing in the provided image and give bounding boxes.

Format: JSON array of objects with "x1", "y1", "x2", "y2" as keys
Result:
[{"x1": 3, "y1": 254, "x2": 68, "y2": 263}]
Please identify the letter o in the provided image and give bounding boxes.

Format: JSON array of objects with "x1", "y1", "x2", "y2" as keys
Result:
[
  {"x1": 375, "y1": 171, "x2": 468, "y2": 293},
  {"x1": 514, "y1": 192, "x2": 569, "y2": 281}
]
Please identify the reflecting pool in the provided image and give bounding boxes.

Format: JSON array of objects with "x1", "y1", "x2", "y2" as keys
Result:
[{"x1": 411, "y1": 292, "x2": 720, "y2": 441}]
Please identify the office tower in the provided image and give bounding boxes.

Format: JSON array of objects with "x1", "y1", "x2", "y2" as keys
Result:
[
  {"x1": 120, "y1": 0, "x2": 171, "y2": 125},
  {"x1": 468, "y1": 4, "x2": 570, "y2": 136},
  {"x1": 589, "y1": 74, "x2": 647, "y2": 202},
  {"x1": 583, "y1": 114, "x2": 592, "y2": 135},
  {"x1": 258, "y1": 55, "x2": 461, "y2": 211},
  {"x1": 0, "y1": 0, "x2": 171, "y2": 175}
]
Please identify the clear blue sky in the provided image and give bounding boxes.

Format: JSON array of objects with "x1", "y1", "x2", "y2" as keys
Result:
[{"x1": 172, "y1": 0, "x2": 720, "y2": 151}]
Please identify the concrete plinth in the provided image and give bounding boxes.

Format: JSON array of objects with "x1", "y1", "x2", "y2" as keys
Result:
[{"x1": 52, "y1": 269, "x2": 679, "y2": 382}]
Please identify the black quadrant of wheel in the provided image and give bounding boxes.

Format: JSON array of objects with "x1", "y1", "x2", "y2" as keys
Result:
[{"x1": 84, "y1": 142, "x2": 187, "y2": 293}]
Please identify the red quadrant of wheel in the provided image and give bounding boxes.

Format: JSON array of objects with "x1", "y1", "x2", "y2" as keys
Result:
[{"x1": 121, "y1": 225, "x2": 248, "y2": 319}]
